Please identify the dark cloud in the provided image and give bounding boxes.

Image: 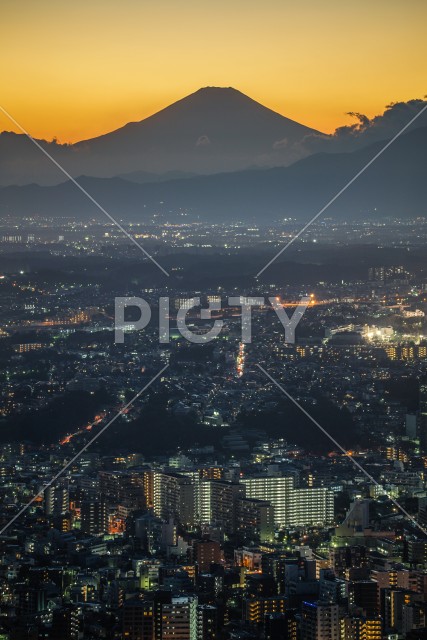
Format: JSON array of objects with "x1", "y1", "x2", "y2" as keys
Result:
[{"x1": 298, "y1": 98, "x2": 427, "y2": 154}]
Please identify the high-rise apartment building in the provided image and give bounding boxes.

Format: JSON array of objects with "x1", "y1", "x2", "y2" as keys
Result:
[
  {"x1": 241, "y1": 475, "x2": 334, "y2": 527},
  {"x1": 199, "y1": 479, "x2": 242, "y2": 535},
  {"x1": 300, "y1": 601, "x2": 340, "y2": 640},
  {"x1": 157, "y1": 595, "x2": 197, "y2": 640},
  {"x1": 236, "y1": 497, "x2": 275, "y2": 543},
  {"x1": 44, "y1": 484, "x2": 69, "y2": 516},
  {"x1": 81, "y1": 499, "x2": 108, "y2": 535}
]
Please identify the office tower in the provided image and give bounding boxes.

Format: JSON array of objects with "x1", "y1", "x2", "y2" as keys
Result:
[
  {"x1": 161, "y1": 518, "x2": 177, "y2": 548},
  {"x1": 159, "y1": 566, "x2": 195, "y2": 593},
  {"x1": 81, "y1": 499, "x2": 108, "y2": 535},
  {"x1": 143, "y1": 469, "x2": 155, "y2": 508},
  {"x1": 371, "y1": 569, "x2": 419, "y2": 591},
  {"x1": 174, "y1": 298, "x2": 194, "y2": 310},
  {"x1": 246, "y1": 573, "x2": 277, "y2": 599},
  {"x1": 300, "y1": 601, "x2": 340, "y2": 640},
  {"x1": 53, "y1": 512, "x2": 72, "y2": 533}
]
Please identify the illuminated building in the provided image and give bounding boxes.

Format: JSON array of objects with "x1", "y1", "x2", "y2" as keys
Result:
[
  {"x1": 157, "y1": 595, "x2": 198, "y2": 640},
  {"x1": 13, "y1": 342, "x2": 43, "y2": 353},
  {"x1": 44, "y1": 485, "x2": 69, "y2": 516},
  {"x1": 152, "y1": 472, "x2": 181, "y2": 520},
  {"x1": 240, "y1": 476, "x2": 294, "y2": 527},
  {"x1": 199, "y1": 479, "x2": 242, "y2": 535},
  {"x1": 244, "y1": 596, "x2": 286, "y2": 625},
  {"x1": 300, "y1": 601, "x2": 340, "y2": 640},
  {"x1": 174, "y1": 298, "x2": 194, "y2": 310},
  {"x1": 81, "y1": 499, "x2": 108, "y2": 535},
  {"x1": 99, "y1": 470, "x2": 146, "y2": 509},
  {"x1": 240, "y1": 475, "x2": 334, "y2": 527},
  {"x1": 340, "y1": 615, "x2": 382, "y2": 640},
  {"x1": 382, "y1": 588, "x2": 414, "y2": 634},
  {"x1": 196, "y1": 604, "x2": 217, "y2": 640}
]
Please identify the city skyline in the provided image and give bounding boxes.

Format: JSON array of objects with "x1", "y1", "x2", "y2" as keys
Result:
[{"x1": 1, "y1": 3, "x2": 427, "y2": 638}]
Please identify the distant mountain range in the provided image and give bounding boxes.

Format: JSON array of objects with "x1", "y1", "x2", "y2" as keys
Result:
[
  {"x1": 0, "y1": 87, "x2": 320, "y2": 186},
  {"x1": 0, "y1": 125, "x2": 425, "y2": 222}
]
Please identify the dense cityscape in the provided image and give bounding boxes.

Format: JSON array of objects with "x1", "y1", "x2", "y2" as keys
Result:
[
  {"x1": 2, "y1": 0, "x2": 427, "y2": 632},
  {"x1": 0, "y1": 216, "x2": 427, "y2": 639}
]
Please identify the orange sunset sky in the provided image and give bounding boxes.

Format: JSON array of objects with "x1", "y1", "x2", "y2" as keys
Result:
[{"x1": 1, "y1": 0, "x2": 426, "y2": 142}]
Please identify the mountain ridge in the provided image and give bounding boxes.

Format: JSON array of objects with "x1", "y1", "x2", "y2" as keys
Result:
[
  {"x1": 0, "y1": 125, "x2": 425, "y2": 222},
  {"x1": 0, "y1": 87, "x2": 320, "y2": 186}
]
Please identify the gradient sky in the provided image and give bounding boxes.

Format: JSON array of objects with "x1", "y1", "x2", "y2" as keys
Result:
[{"x1": 1, "y1": 0, "x2": 426, "y2": 142}]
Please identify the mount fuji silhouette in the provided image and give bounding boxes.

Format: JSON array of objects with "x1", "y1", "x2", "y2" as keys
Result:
[{"x1": 0, "y1": 87, "x2": 319, "y2": 186}]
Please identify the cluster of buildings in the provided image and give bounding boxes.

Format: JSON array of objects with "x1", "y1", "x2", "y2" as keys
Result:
[
  {"x1": 1, "y1": 219, "x2": 427, "y2": 637},
  {"x1": 0, "y1": 432, "x2": 425, "y2": 639},
  {"x1": 0, "y1": 441, "x2": 427, "y2": 640}
]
